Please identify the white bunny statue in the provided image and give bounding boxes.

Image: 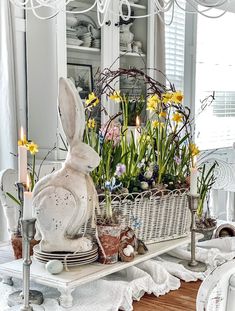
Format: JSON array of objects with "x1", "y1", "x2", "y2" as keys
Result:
[{"x1": 32, "y1": 77, "x2": 100, "y2": 252}]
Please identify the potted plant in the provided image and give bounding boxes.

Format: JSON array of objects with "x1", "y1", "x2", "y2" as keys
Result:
[
  {"x1": 82, "y1": 67, "x2": 214, "y2": 253},
  {"x1": 196, "y1": 161, "x2": 218, "y2": 240}
]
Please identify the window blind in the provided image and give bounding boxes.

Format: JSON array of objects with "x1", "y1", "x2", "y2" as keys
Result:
[{"x1": 165, "y1": 5, "x2": 185, "y2": 91}]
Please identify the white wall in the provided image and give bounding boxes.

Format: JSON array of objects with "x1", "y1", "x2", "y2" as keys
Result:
[{"x1": 26, "y1": 10, "x2": 58, "y2": 160}]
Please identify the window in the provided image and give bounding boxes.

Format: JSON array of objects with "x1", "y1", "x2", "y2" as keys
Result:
[
  {"x1": 195, "y1": 10, "x2": 235, "y2": 150},
  {"x1": 165, "y1": 2, "x2": 186, "y2": 91}
]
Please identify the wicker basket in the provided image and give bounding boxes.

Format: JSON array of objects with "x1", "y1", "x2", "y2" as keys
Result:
[{"x1": 98, "y1": 188, "x2": 191, "y2": 245}]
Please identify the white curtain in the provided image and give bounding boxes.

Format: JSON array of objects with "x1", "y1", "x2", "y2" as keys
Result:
[
  {"x1": 0, "y1": 0, "x2": 19, "y2": 240},
  {"x1": 0, "y1": 0, "x2": 18, "y2": 170}
]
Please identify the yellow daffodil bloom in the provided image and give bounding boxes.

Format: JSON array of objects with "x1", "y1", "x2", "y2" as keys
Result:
[
  {"x1": 172, "y1": 112, "x2": 183, "y2": 123},
  {"x1": 152, "y1": 120, "x2": 165, "y2": 128},
  {"x1": 109, "y1": 91, "x2": 122, "y2": 102},
  {"x1": 85, "y1": 92, "x2": 99, "y2": 107},
  {"x1": 189, "y1": 143, "x2": 200, "y2": 156},
  {"x1": 87, "y1": 118, "x2": 96, "y2": 129},
  {"x1": 18, "y1": 135, "x2": 27, "y2": 146},
  {"x1": 171, "y1": 91, "x2": 184, "y2": 104},
  {"x1": 147, "y1": 94, "x2": 161, "y2": 111},
  {"x1": 162, "y1": 92, "x2": 173, "y2": 104},
  {"x1": 159, "y1": 111, "x2": 167, "y2": 118},
  {"x1": 26, "y1": 142, "x2": 39, "y2": 155}
]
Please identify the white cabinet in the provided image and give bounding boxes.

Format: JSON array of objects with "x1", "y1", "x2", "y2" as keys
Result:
[{"x1": 26, "y1": 1, "x2": 155, "y2": 159}]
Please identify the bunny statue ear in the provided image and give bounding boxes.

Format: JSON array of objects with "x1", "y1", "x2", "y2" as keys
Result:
[{"x1": 58, "y1": 77, "x2": 85, "y2": 145}]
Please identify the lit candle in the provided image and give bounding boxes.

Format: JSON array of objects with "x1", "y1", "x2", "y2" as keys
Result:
[
  {"x1": 18, "y1": 127, "x2": 27, "y2": 184},
  {"x1": 134, "y1": 116, "x2": 141, "y2": 145},
  {"x1": 190, "y1": 156, "x2": 198, "y2": 195},
  {"x1": 23, "y1": 175, "x2": 33, "y2": 220}
]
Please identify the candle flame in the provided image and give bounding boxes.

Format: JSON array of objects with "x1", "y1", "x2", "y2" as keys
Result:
[
  {"x1": 136, "y1": 116, "x2": 140, "y2": 127},
  {"x1": 20, "y1": 127, "x2": 24, "y2": 141},
  {"x1": 26, "y1": 175, "x2": 30, "y2": 191}
]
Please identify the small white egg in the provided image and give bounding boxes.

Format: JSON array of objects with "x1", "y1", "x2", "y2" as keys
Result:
[
  {"x1": 123, "y1": 245, "x2": 134, "y2": 257},
  {"x1": 127, "y1": 245, "x2": 134, "y2": 252},
  {"x1": 123, "y1": 247, "x2": 131, "y2": 257},
  {"x1": 45, "y1": 260, "x2": 63, "y2": 275}
]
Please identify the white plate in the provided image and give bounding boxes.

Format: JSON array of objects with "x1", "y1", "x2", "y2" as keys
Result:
[
  {"x1": 71, "y1": 11, "x2": 97, "y2": 28},
  {"x1": 34, "y1": 253, "x2": 98, "y2": 263},
  {"x1": 34, "y1": 255, "x2": 98, "y2": 266},
  {"x1": 34, "y1": 251, "x2": 98, "y2": 261},
  {"x1": 67, "y1": 38, "x2": 84, "y2": 46},
  {"x1": 33, "y1": 244, "x2": 98, "y2": 257}
]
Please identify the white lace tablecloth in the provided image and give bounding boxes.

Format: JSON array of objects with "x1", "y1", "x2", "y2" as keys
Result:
[{"x1": 1, "y1": 237, "x2": 235, "y2": 311}]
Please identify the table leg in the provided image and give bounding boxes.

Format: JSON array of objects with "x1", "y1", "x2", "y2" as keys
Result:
[
  {"x1": 59, "y1": 288, "x2": 75, "y2": 308},
  {"x1": 2, "y1": 275, "x2": 13, "y2": 286}
]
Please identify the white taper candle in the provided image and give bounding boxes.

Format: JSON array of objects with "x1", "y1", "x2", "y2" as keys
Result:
[
  {"x1": 23, "y1": 175, "x2": 33, "y2": 220},
  {"x1": 18, "y1": 127, "x2": 27, "y2": 184}
]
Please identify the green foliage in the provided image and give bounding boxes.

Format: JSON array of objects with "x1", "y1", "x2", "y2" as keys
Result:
[{"x1": 197, "y1": 161, "x2": 218, "y2": 217}]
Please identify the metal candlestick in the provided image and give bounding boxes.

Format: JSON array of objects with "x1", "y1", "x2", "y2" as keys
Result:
[
  {"x1": 16, "y1": 183, "x2": 25, "y2": 233},
  {"x1": 8, "y1": 218, "x2": 43, "y2": 310},
  {"x1": 20, "y1": 218, "x2": 36, "y2": 311},
  {"x1": 7, "y1": 183, "x2": 43, "y2": 309},
  {"x1": 180, "y1": 193, "x2": 207, "y2": 272}
]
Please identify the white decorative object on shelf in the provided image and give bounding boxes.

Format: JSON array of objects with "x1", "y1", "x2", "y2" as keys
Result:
[
  {"x1": 32, "y1": 78, "x2": 100, "y2": 252},
  {"x1": 120, "y1": 23, "x2": 134, "y2": 53}
]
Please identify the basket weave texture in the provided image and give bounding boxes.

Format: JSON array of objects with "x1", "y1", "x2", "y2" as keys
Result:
[{"x1": 99, "y1": 188, "x2": 191, "y2": 245}]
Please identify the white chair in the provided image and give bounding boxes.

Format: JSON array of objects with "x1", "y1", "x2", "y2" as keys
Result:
[
  {"x1": 0, "y1": 169, "x2": 19, "y2": 237},
  {"x1": 200, "y1": 154, "x2": 235, "y2": 221},
  {"x1": 196, "y1": 259, "x2": 235, "y2": 311}
]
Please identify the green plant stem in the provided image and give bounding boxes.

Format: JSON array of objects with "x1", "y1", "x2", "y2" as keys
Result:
[
  {"x1": 105, "y1": 190, "x2": 112, "y2": 219},
  {"x1": 6, "y1": 192, "x2": 21, "y2": 206}
]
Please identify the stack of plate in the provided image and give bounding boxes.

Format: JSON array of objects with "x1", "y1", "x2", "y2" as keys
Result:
[
  {"x1": 67, "y1": 27, "x2": 83, "y2": 46},
  {"x1": 79, "y1": 32, "x2": 92, "y2": 47},
  {"x1": 92, "y1": 38, "x2": 101, "y2": 49},
  {"x1": 33, "y1": 244, "x2": 98, "y2": 267}
]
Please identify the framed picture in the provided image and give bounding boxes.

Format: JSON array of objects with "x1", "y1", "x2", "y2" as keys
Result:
[{"x1": 67, "y1": 63, "x2": 94, "y2": 100}]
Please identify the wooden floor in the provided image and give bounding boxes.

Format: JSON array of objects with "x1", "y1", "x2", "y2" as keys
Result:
[
  {"x1": 0, "y1": 243, "x2": 200, "y2": 310},
  {"x1": 133, "y1": 281, "x2": 201, "y2": 311}
]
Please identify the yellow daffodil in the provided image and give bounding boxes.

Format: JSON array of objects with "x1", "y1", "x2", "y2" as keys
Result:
[
  {"x1": 147, "y1": 94, "x2": 161, "y2": 111},
  {"x1": 159, "y1": 111, "x2": 167, "y2": 118},
  {"x1": 189, "y1": 143, "x2": 200, "y2": 156},
  {"x1": 171, "y1": 91, "x2": 184, "y2": 104},
  {"x1": 162, "y1": 92, "x2": 173, "y2": 104},
  {"x1": 18, "y1": 135, "x2": 27, "y2": 146},
  {"x1": 109, "y1": 91, "x2": 122, "y2": 102},
  {"x1": 26, "y1": 142, "x2": 39, "y2": 155},
  {"x1": 87, "y1": 118, "x2": 96, "y2": 129},
  {"x1": 172, "y1": 112, "x2": 183, "y2": 123},
  {"x1": 85, "y1": 92, "x2": 99, "y2": 108},
  {"x1": 152, "y1": 120, "x2": 165, "y2": 128}
]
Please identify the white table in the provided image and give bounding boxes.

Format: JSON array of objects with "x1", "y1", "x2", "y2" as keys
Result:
[{"x1": 0, "y1": 234, "x2": 199, "y2": 308}]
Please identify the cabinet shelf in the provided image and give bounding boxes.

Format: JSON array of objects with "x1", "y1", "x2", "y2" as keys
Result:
[
  {"x1": 67, "y1": 45, "x2": 146, "y2": 58},
  {"x1": 67, "y1": 45, "x2": 100, "y2": 54}
]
